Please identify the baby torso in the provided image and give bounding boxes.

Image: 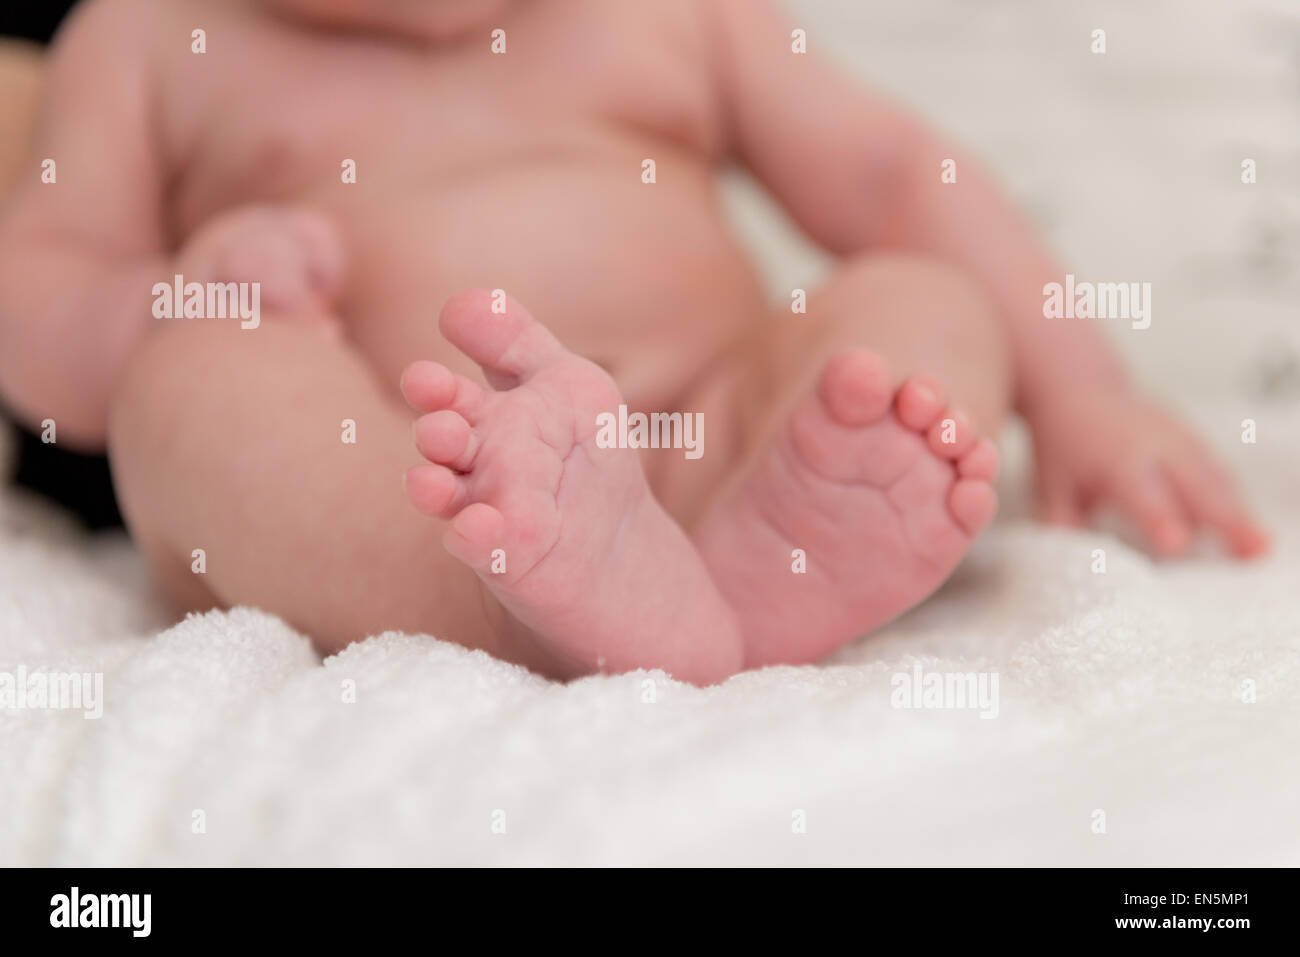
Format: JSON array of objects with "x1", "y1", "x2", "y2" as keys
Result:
[{"x1": 153, "y1": 0, "x2": 768, "y2": 407}]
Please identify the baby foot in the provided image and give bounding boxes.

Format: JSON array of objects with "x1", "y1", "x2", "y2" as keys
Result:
[
  {"x1": 400, "y1": 289, "x2": 743, "y2": 684},
  {"x1": 695, "y1": 349, "x2": 998, "y2": 667}
]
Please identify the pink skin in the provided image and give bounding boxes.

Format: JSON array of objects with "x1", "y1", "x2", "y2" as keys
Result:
[
  {"x1": 0, "y1": 0, "x2": 1271, "y2": 691},
  {"x1": 694, "y1": 350, "x2": 998, "y2": 668},
  {"x1": 174, "y1": 205, "x2": 346, "y2": 332},
  {"x1": 403, "y1": 293, "x2": 998, "y2": 674},
  {"x1": 400, "y1": 289, "x2": 743, "y2": 684},
  {"x1": 264, "y1": 0, "x2": 518, "y2": 42},
  {"x1": 243, "y1": 0, "x2": 1266, "y2": 568},
  {"x1": 1029, "y1": 396, "x2": 1269, "y2": 558}
]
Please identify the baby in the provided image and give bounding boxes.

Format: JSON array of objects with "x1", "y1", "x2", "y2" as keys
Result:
[{"x1": 0, "y1": 0, "x2": 1269, "y2": 684}]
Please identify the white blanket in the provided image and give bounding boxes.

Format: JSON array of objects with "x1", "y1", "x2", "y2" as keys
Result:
[{"x1": 2, "y1": 0, "x2": 1299, "y2": 865}]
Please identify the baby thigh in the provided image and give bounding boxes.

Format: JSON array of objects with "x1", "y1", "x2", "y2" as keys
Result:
[
  {"x1": 656, "y1": 252, "x2": 1011, "y2": 524},
  {"x1": 107, "y1": 317, "x2": 534, "y2": 667},
  {"x1": 757, "y1": 251, "x2": 1012, "y2": 436}
]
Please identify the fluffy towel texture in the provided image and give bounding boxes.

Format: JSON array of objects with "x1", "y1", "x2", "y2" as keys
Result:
[{"x1": 2, "y1": 0, "x2": 1299, "y2": 864}]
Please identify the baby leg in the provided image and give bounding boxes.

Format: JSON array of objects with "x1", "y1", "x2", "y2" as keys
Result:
[
  {"x1": 110, "y1": 308, "x2": 743, "y2": 684},
  {"x1": 754, "y1": 252, "x2": 1012, "y2": 439},
  {"x1": 397, "y1": 290, "x2": 743, "y2": 684},
  {"x1": 109, "y1": 316, "x2": 553, "y2": 671},
  {"x1": 693, "y1": 253, "x2": 1011, "y2": 667}
]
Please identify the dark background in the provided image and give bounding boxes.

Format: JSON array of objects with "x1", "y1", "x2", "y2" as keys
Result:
[
  {"x1": 3, "y1": 0, "x2": 122, "y2": 528},
  {"x1": 3, "y1": 2, "x2": 71, "y2": 43}
]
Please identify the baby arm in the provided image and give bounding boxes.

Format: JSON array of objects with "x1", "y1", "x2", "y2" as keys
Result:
[
  {"x1": 0, "y1": 1, "x2": 344, "y2": 449},
  {"x1": 0, "y1": 0, "x2": 169, "y2": 448},
  {"x1": 708, "y1": 0, "x2": 1267, "y2": 557}
]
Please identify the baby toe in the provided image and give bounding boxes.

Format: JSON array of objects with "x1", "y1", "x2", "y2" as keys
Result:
[
  {"x1": 948, "y1": 478, "x2": 998, "y2": 536},
  {"x1": 439, "y1": 288, "x2": 566, "y2": 385},
  {"x1": 895, "y1": 377, "x2": 948, "y2": 431},
  {"x1": 404, "y1": 464, "x2": 466, "y2": 518},
  {"x1": 816, "y1": 349, "x2": 893, "y2": 427},
  {"x1": 401, "y1": 360, "x2": 485, "y2": 418},
  {"x1": 957, "y1": 437, "x2": 1000, "y2": 481},
  {"x1": 401, "y1": 360, "x2": 456, "y2": 411},
  {"x1": 414, "y1": 409, "x2": 478, "y2": 471},
  {"x1": 443, "y1": 502, "x2": 507, "y2": 571},
  {"x1": 927, "y1": 409, "x2": 977, "y2": 459}
]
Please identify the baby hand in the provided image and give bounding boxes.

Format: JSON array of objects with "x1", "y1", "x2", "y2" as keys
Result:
[
  {"x1": 1028, "y1": 388, "x2": 1269, "y2": 558},
  {"x1": 173, "y1": 205, "x2": 346, "y2": 327}
]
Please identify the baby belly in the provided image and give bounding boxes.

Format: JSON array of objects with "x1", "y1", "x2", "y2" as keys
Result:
[{"x1": 332, "y1": 160, "x2": 767, "y2": 407}]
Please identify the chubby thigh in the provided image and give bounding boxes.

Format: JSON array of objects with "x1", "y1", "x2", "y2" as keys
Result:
[{"x1": 107, "y1": 315, "x2": 549, "y2": 667}]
